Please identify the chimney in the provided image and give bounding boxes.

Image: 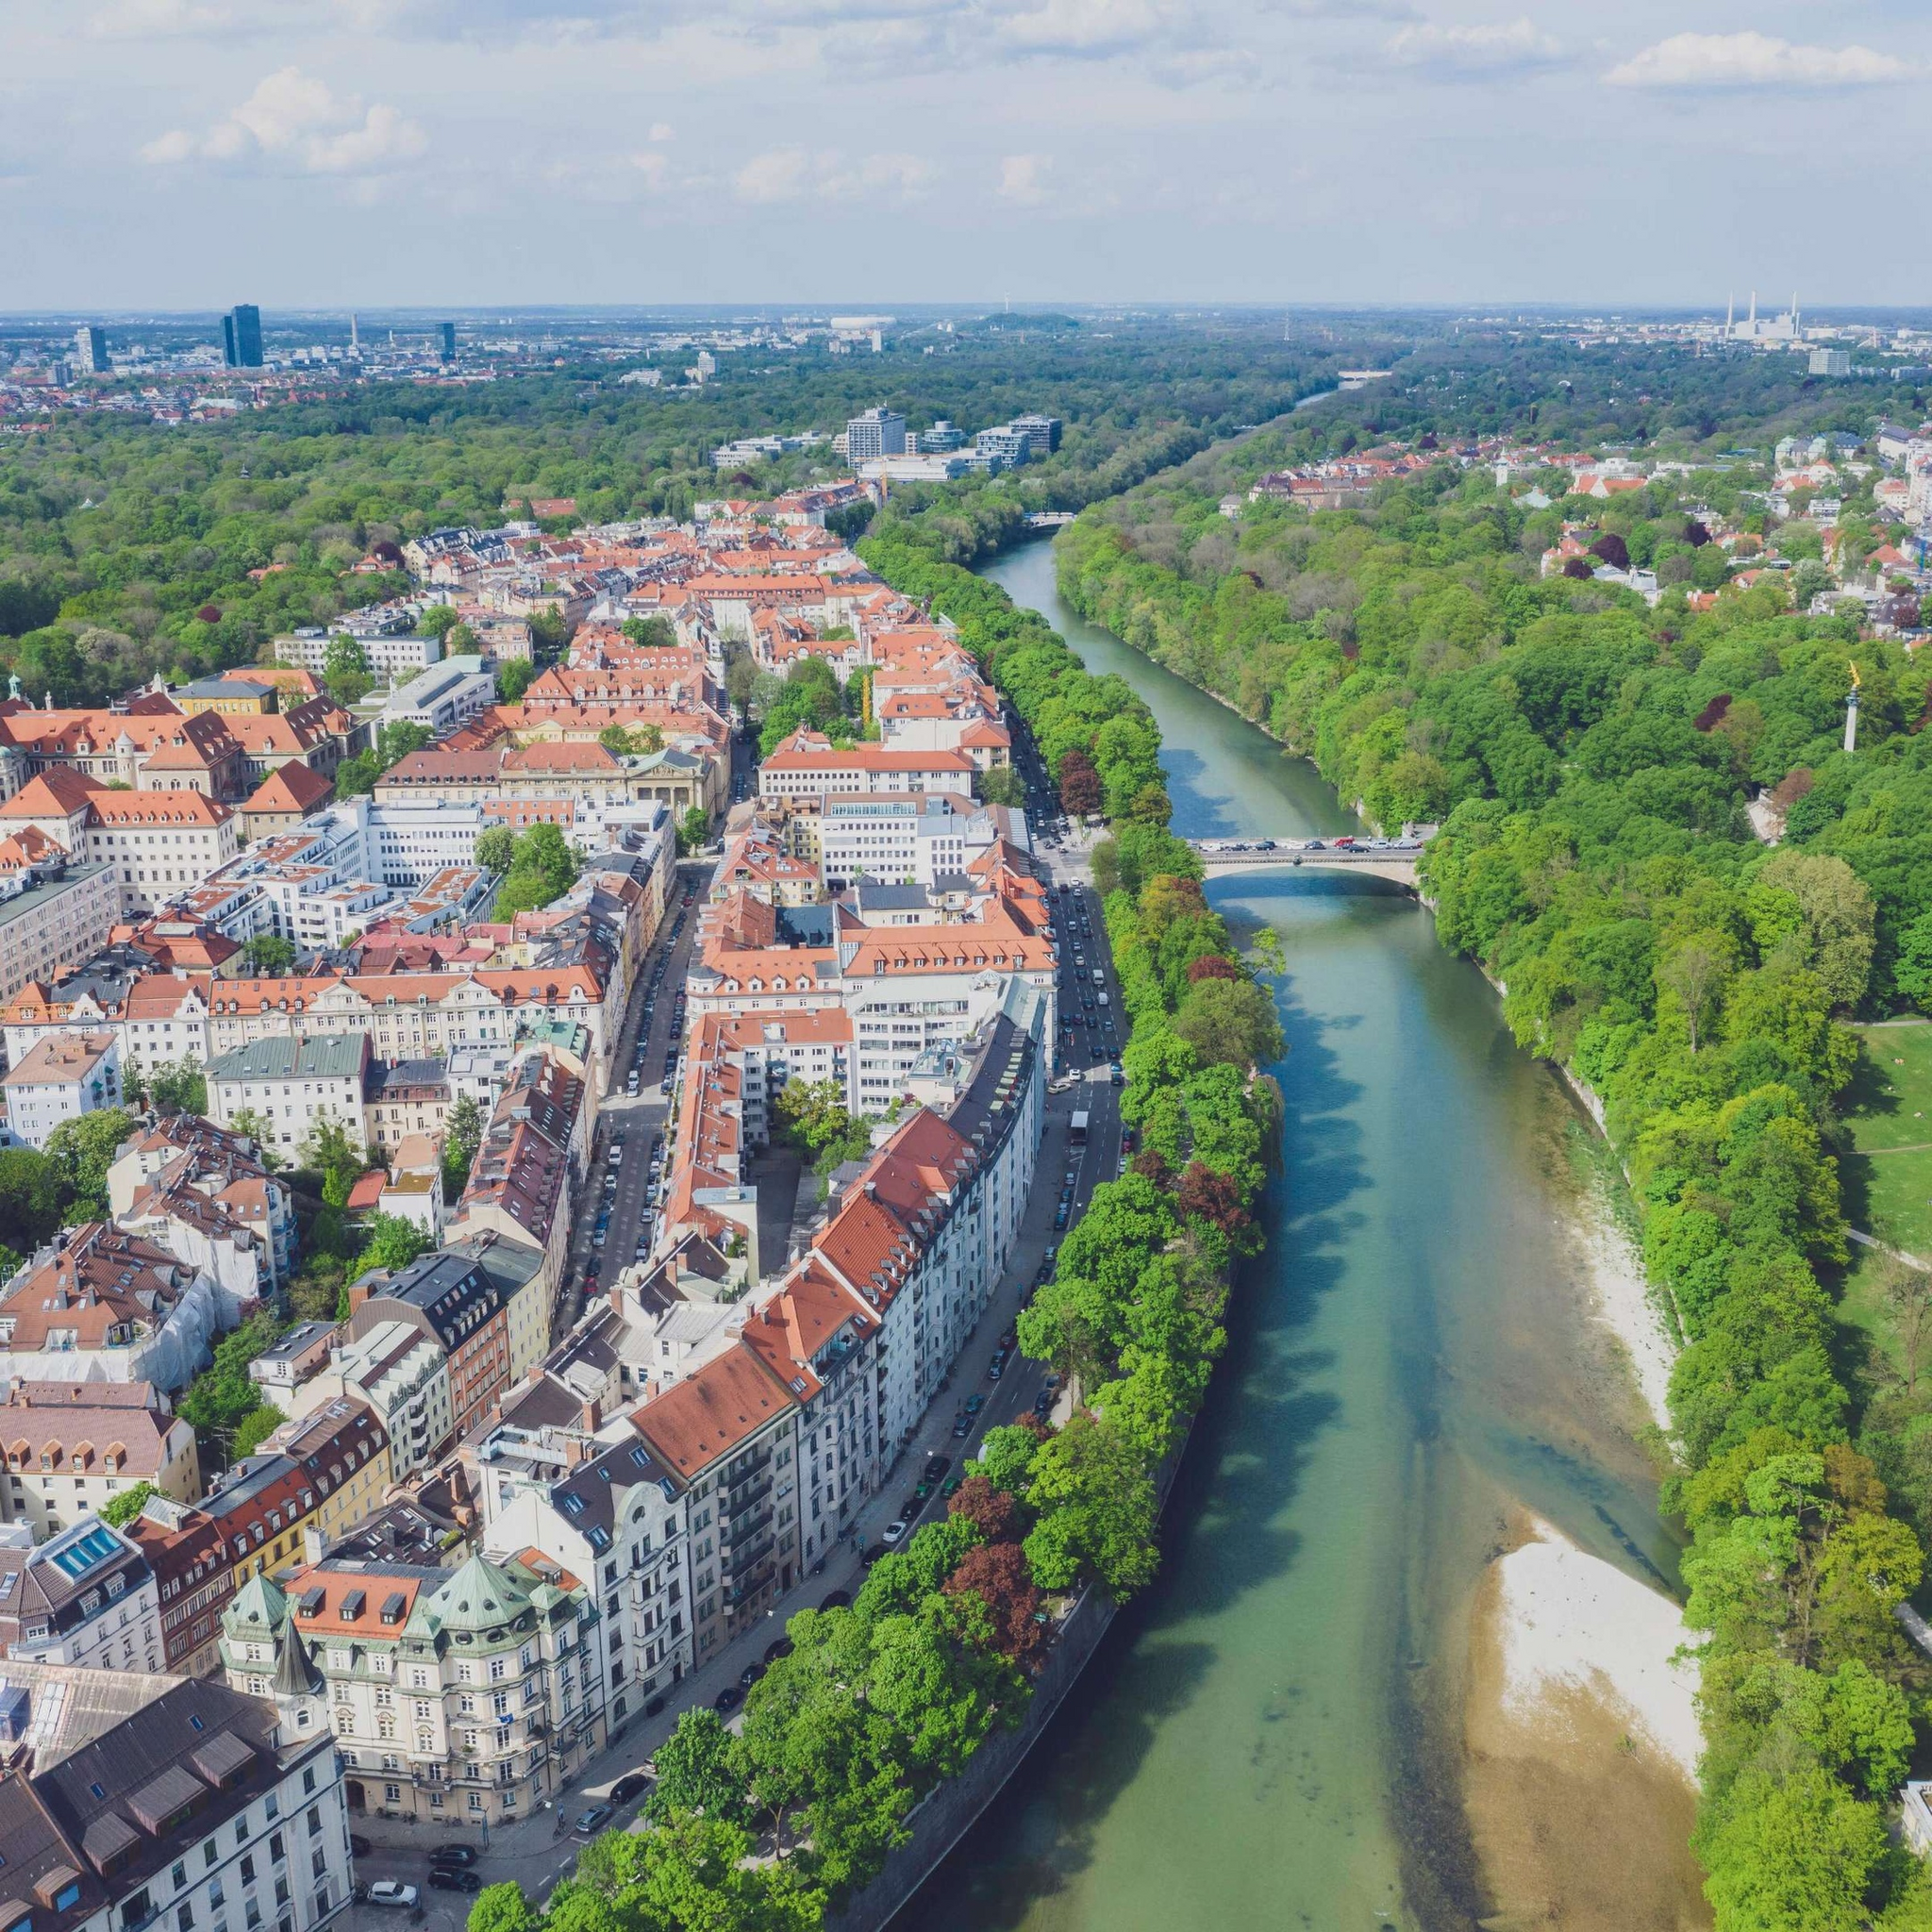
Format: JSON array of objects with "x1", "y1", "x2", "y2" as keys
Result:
[
  {"x1": 580, "y1": 1395, "x2": 602, "y2": 1433},
  {"x1": 303, "y1": 1524, "x2": 328, "y2": 1565}
]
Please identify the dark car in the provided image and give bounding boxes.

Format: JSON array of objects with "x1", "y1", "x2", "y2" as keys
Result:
[
  {"x1": 347, "y1": 1837, "x2": 372, "y2": 1860},
  {"x1": 429, "y1": 1847, "x2": 477, "y2": 1869},
  {"x1": 428, "y1": 1872, "x2": 482, "y2": 1894},
  {"x1": 964, "y1": 1392, "x2": 986, "y2": 1416},
  {"x1": 764, "y1": 1637, "x2": 793, "y2": 1664},
  {"x1": 610, "y1": 1773, "x2": 650, "y2": 1807},
  {"x1": 739, "y1": 1660, "x2": 765, "y2": 1690},
  {"x1": 713, "y1": 1685, "x2": 744, "y2": 1713},
  {"x1": 942, "y1": 1475, "x2": 963, "y2": 1498},
  {"x1": 951, "y1": 1412, "x2": 972, "y2": 1438},
  {"x1": 819, "y1": 1589, "x2": 852, "y2": 1611},
  {"x1": 643, "y1": 1693, "x2": 667, "y2": 1718},
  {"x1": 859, "y1": 1541, "x2": 889, "y2": 1566},
  {"x1": 923, "y1": 1455, "x2": 951, "y2": 1481}
]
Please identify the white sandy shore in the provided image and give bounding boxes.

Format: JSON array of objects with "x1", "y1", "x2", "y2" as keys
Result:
[
  {"x1": 1495, "y1": 1518, "x2": 1702, "y2": 1781},
  {"x1": 1579, "y1": 1207, "x2": 1676, "y2": 1433}
]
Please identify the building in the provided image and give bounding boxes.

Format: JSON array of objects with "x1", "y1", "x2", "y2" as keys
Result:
[
  {"x1": 0, "y1": 1224, "x2": 248, "y2": 1393},
  {"x1": 74, "y1": 325, "x2": 109, "y2": 374},
  {"x1": 758, "y1": 730, "x2": 976, "y2": 807},
  {"x1": 222, "y1": 1549, "x2": 608, "y2": 1825},
  {"x1": 1810, "y1": 347, "x2": 1853, "y2": 377},
  {"x1": 362, "y1": 1058, "x2": 451, "y2": 1159},
  {"x1": 378, "y1": 658, "x2": 496, "y2": 736},
  {"x1": 283, "y1": 1320, "x2": 453, "y2": 1483},
  {"x1": 0, "y1": 1657, "x2": 353, "y2": 1932},
  {"x1": 125, "y1": 1494, "x2": 239, "y2": 1674},
  {"x1": 0, "y1": 772, "x2": 242, "y2": 913},
  {"x1": 2, "y1": 1031, "x2": 122, "y2": 1149},
  {"x1": 207, "y1": 1033, "x2": 371, "y2": 1159},
  {"x1": 0, "y1": 706, "x2": 250, "y2": 801},
  {"x1": 439, "y1": 322, "x2": 456, "y2": 362},
  {"x1": 275, "y1": 627, "x2": 443, "y2": 684},
  {"x1": 347, "y1": 1248, "x2": 537, "y2": 1441},
  {"x1": 222, "y1": 304, "x2": 264, "y2": 368},
  {"x1": 241, "y1": 761, "x2": 335, "y2": 842},
  {"x1": 818, "y1": 792, "x2": 975, "y2": 889},
  {"x1": 0, "y1": 859, "x2": 123, "y2": 1008},
  {"x1": 0, "y1": 1517, "x2": 162, "y2": 1669},
  {"x1": 844, "y1": 407, "x2": 908, "y2": 463},
  {"x1": 0, "y1": 1381, "x2": 200, "y2": 1542}
]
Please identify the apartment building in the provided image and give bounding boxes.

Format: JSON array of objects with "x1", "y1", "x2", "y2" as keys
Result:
[
  {"x1": 222, "y1": 1549, "x2": 607, "y2": 1826},
  {"x1": 125, "y1": 1494, "x2": 238, "y2": 1674},
  {"x1": 0, "y1": 1380, "x2": 200, "y2": 1541},
  {"x1": 0, "y1": 858, "x2": 123, "y2": 1008},
  {"x1": 2, "y1": 1030, "x2": 123, "y2": 1148},
  {"x1": 758, "y1": 730, "x2": 975, "y2": 806},
  {"x1": 0, "y1": 1657, "x2": 353, "y2": 1932},
  {"x1": 282, "y1": 1321, "x2": 454, "y2": 1483},
  {"x1": 818, "y1": 791, "x2": 976, "y2": 889},
  {"x1": 0, "y1": 705, "x2": 249, "y2": 800},
  {"x1": 0, "y1": 1517, "x2": 162, "y2": 1670},
  {"x1": 0, "y1": 771, "x2": 242, "y2": 911},
  {"x1": 207, "y1": 1033, "x2": 372, "y2": 1158}
]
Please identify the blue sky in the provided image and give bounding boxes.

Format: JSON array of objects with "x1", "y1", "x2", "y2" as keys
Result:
[{"x1": 0, "y1": 0, "x2": 1922, "y2": 309}]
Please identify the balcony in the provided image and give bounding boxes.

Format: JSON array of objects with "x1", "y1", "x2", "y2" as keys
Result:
[
  {"x1": 723, "y1": 1535, "x2": 774, "y2": 1581},
  {"x1": 726, "y1": 1560, "x2": 777, "y2": 1607}
]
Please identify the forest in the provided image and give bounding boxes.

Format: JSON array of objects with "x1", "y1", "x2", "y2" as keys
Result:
[{"x1": 1053, "y1": 409, "x2": 1932, "y2": 1927}]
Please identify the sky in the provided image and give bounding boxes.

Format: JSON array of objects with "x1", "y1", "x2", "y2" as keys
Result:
[{"x1": 0, "y1": 0, "x2": 1923, "y2": 310}]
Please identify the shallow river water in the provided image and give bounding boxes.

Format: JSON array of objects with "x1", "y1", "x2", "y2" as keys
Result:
[{"x1": 906, "y1": 538, "x2": 1682, "y2": 1932}]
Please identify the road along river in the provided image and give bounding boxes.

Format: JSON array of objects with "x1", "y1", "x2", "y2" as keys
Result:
[{"x1": 905, "y1": 537, "x2": 1703, "y2": 1932}]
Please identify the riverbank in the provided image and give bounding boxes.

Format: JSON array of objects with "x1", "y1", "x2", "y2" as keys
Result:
[{"x1": 1464, "y1": 1513, "x2": 1706, "y2": 1932}]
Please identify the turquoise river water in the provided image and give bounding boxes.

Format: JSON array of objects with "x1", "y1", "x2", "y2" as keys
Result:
[{"x1": 905, "y1": 538, "x2": 1682, "y2": 1932}]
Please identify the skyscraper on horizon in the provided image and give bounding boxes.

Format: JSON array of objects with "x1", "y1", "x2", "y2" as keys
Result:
[
  {"x1": 439, "y1": 321, "x2": 456, "y2": 362},
  {"x1": 73, "y1": 325, "x2": 108, "y2": 375},
  {"x1": 222, "y1": 302, "x2": 263, "y2": 369}
]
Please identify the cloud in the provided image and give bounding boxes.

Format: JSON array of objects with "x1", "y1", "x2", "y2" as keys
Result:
[
  {"x1": 731, "y1": 146, "x2": 934, "y2": 203},
  {"x1": 1385, "y1": 16, "x2": 1561, "y2": 75},
  {"x1": 1605, "y1": 32, "x2": 1916, "y2": 90},
  {"x1": 648, "y1": 122, "x2": 675, "y2": 141},
  {"x1": 139, "y1": 66, "x2": 427, "y2": 173},
  {"x1": 998, "y1": 153, "x2": 1051, "y2": 202}
]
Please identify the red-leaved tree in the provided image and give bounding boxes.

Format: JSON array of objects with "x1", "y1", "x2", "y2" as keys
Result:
[
  {"x1": 945, "y1": 1541, "x2": 1049, "y2": 1672},
  {"x1": 947, "y1": 1475, "x2": 1021, "y2": 1544},
  {"x1": 1187, "y1": 954, "x2": 1240, "y2": 983},
  {"x1": 1177, "y1": 1160, "x2": 1249, "y2": 1237},
  {"x1": 1058, "y1": 749, "x2": 1102, "y2": 817}
]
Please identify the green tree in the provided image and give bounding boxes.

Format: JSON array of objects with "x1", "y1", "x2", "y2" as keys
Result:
[
  {"x1": 977, "y1": 765, "x2": 1024, "y2": 808},
  {"x1": 323, "y1": 635, "x2": 371, "y2": 704},
  {"x1": 496, "y1": 657, "x2": 537, "y2": 702},
  {"x1": 1022, "y1": 1413, "x2": 1159, "y2": 1597},
  {"x1": 231, "y1": 1405, "x2": 283, "y2": 1459},
  {"x1": 225, "y1": 1108, "x2": 283, "y2": 1168},
  {"x1": 100, "y1": 1481, "x2": 155, "y2": 1527},
  {"x1": 622, "y1": 614, "x2": 678, "y2": 649},
  {"x1": 361, "y1": 1212, "x2": 432, "y2": 1274},
  {"x1": 678, "y1": 805, "x2": 711, "y2": 855},
  {"x1": 1756, "y1": 851, "x2": 1876, "y2": 1010},
  {"x1": 418, "y1": 604, "x2": 460, "y2": 639},
  {"x1": 475, "y1": 825, "x2": 517, "y2": 874},
  {"x1": 302, "y1": 1115, "x2": 368, "y2": 1206},
  {"x1": 177, "y1": 1314, "x2": 288, "y2": 1461},
  {"x1": 44, "y1": 1109, "x2": 137, "y2": 1222},
  {"x1": 465, "y1": 1883, "x2": 541, "y2": 1932},
  {"x1": 1893, "y1": 908, "x2": 1932, "y2": 1014},
  {"x1": 1657, "y1": 936, "x2": 1729, "y2": 1055},
  {"x1": 147, "y1": 1057, "x2": 208, "y2": 1114},
  {"x1": 442, "y1": 1092, "x2": 485, "y2": 1203},
  {"x1": 1171, "y1": 975, "x2": 1285, "y2": 1069},
  {"x1": 643, "y1": 1708, "x2": 752, "y2": 1827},
  {"x1": 241, "y1": 932, "x2": 297, "y2": 976}
]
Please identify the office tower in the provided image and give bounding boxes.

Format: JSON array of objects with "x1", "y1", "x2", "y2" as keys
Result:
[
  {"x1": 222, "y1": 303, "x2": 263, "y2": 369},
  {"x1": 845, "y1": 406, "x2": 908, "y2": 462},
  {"x1": 74, "y1": 325, "x2": 108, "y2": 375},
  {"x1": 439, "y1": 321, "x2": 456, "y2": 362}
]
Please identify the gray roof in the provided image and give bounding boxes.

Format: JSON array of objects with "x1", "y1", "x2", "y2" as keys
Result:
[{"x1": 208, "y1": 1032, "x2": 369, "y2": 1084}]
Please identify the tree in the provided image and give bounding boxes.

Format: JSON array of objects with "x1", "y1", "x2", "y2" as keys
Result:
[
  {"x1": 361, "y1": 1212, "x2": 433, "y2": 1273},
  {"x1": 332, "y1": 750, "x2": 380, "y2": 798},
  {"x1": 375, "y1": 720, "x2": 435, "y2": 769},
  {"x1": 678, "y1": 805, "x2": 711, "y2": 855},
  {"x1": 978, "y1": 765, "x2": 1024, "y2": 808},
  {"x1": 944, "y1": 1541, "x2": 1049, "y2": 1672},
  {"x1": 1882, "y1": 1258, "x2": 1932, "y2": 1399},
  {"x1": 302, "y1": 1115, "x2": 368, "y2": 1207},
  {"x1": 147, "y1": 1056, "x2": 207, "y2": 1114},
  {"x1": 496, "y1": 658, "x2": 536, "y2": 702},
  {"x1": 622, "y1": 614, "x2": 678, "y2": 649},
  {"x1": 1172, "y1": 975, "x2": 1285, "y2": 1070},
  {"x1": 44, "y1": 1110, "x2": 136, "y2": 1221},
  {"x1": 323, "y1": 635, "x2": 371, "y2": 704},
  {"x1": 1058, "y1": 748, "x2": 1102, "y2": 816},
  {"x1": 442, "y1": 1092, "x2": 484, "y2": 1203},
  {"x1": 643, "y1": 1708, "x2": 752, "y2": 1826},
  {"x1": 1023, "y1": 1412, "x2": 1159, "y2": 1597},
  {"x1": 466, "y1": 1883, "x2": 541, "y2": 1932},
  {"x1": 177, "y1": 1314, "x2": 287, "y2": 1461},
  {"x1": 1657, "y1": 936, "x2": 1728, "y2": 1055},
  {"x1": 968, "y1": 1424, "x2": 1043, "y2": 1497},
  {"x1": 1176, "y1": 1160, "x2": 1251, "y2": 1240},
  {"x1": 1894, "y1": 908, "x2": 1932, "y2": 1014},
  {"x1": 474, "y1": 825, "x2": 517, "y2": 874},
  {"x1": 0, "y1": 1150, "x2": 67, "y2": 1248},
  {"x1": 417, "y1": 604, "x2": 460, "y2": 639},
  {"x1": 225, "y1": 1108, "x2": 282, "y2": 1168},
  {"x1": 947, "y1": 1475, "x2": 1021, "y2": 1542},
  {"x1": 231, "y1": 1404, "x2": 283, "y2": 1459},
  {"x1": 1698, "y1": 1767, "x2": 1888, "y2": 1932},
  {"x1": 100, "y1": 1481, "x2": 155, "y2": 1527},
  {"x1": 241, "y1": 933, "x2": 296, "y2": 977},
  {"x1": 1757, "y1": 851, "x2": 1876, "y2": 1010}
]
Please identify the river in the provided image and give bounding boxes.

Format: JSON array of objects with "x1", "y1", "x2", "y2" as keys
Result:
[{"x1": 907, "y1": 538, "x2": 1686, "y2": 1932}]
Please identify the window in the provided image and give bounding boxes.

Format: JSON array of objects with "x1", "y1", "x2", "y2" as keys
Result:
[
  {"x1": 177, "y1": 1907, "x2": 194, "y2": 1932},
  {"x1": 239, "y1": 1857, "x2": 256, "y2": 1887},
  {"x1": 301, "y1": 1766, "x2": 316, "y2": 1795},
  {"x1": 269, "y1": 1834, "x2": 284, "y2": 1864},
  {"x1": 173, "y1": 1864, "x2": 188, "y2": 1890}
]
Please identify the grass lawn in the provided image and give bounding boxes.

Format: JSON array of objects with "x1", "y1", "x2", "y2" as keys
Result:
[{"x1": 1840, "y1": 1021, "x2": 1932, "y2": 1259}]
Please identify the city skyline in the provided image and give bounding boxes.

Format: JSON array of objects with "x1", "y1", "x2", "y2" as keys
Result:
[{"x1": 0, "y1": 1, "x2": 1926, "y2": 308}]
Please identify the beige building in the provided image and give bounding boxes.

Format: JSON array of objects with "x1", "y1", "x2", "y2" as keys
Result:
[
  {"x1": 1, "y1": 1028, "x2": 123, "y2": 1148},
  {"x1": 0, "y1": 858, "x2": 122, "y2": 1006},
  {"x1": 222, "y1": 1548, "x2": 608, "y2": 1826},
  {"x1": 0, "y1": 1380, "x2": 200, "y2": 1541}
]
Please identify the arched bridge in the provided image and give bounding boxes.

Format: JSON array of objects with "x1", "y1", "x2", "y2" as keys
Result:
[
  {"x1": 1185, "y1": 839, "x2": 1424, "y2": 889},
  {"x1": 1024, "y1": 510, "x2": 1076, "y2": 528}
]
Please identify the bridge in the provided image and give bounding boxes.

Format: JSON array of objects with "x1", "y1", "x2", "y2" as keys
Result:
[
  {"x1": 1024, "y1": 510, "x2": 1076, "y2": 528},
  {"x1": 1185, "y1": 840, "x2": 1422, "y2": 889}
]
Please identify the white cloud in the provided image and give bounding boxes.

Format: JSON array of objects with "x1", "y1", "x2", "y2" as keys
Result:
[
  {"x1": 732, "y1": 145, "x2": 933, "y2": 202},
  {"x1": 998, "y1": 152, "x2": 1050, "y2": 202},
  {"x1": 648, "y1": 121, "x2": 675, "y2": 141},
  {"x1": 1385, "y1": 17, "x2": 1561, "y2": 75},
  {"x1": 1605, "y1": 32, "x2": 1916, "y2": 91},
  {"x1": 138, "y1": 66, "x2": 427, "y2": 174}
]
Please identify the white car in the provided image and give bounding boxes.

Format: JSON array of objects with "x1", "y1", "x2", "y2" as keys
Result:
[
  {"x1": 881, "y1": 1520, "x2": 909, "y2": 1546},
  {"x1": 367, "y1": 1884, "x2": 419, "y2": 1909}
]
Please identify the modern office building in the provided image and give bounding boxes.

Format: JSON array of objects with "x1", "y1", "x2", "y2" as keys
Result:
[
  {"x1": 844, "y1": 407, "x2": 907, "y2": 463},
  {"x1": 439, "y1": 322, "x2": 456, "y2": 362},
  {"x1": 73, "y1": 325, "x2": 108, "y2": 375},
  {"x1": 223, "y1": 303, "x2": 264, "y2": 369}
]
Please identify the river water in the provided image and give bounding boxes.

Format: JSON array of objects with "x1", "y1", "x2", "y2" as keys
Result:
[{"x1": 908, "y1": 538, "x2": 1681, "y2": 1932}]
